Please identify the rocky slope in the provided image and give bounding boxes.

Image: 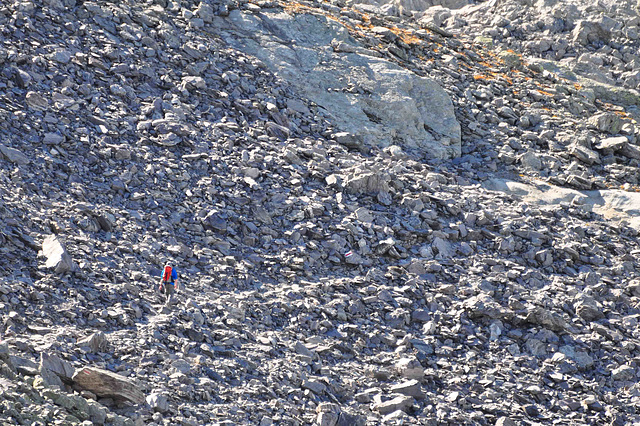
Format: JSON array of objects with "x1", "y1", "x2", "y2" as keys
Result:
[{"x1": 2, "y1": 0, "x2": 640, "y2": 425}]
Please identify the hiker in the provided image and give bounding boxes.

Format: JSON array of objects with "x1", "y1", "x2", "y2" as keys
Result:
[{"x1": 159, "y1": 263, "x2": 178, "y2": 303}]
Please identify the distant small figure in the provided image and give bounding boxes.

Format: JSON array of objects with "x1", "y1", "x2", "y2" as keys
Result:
[{"x1": 159, "y1": 263, "x2": 178, "y2": 303}]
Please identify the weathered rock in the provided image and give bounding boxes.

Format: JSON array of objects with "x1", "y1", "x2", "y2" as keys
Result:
[
  {"x1": 226, "y1": 11, "x2": 461, "y2": 158},
  {"x1": 525, "y1": 307, "x2": 570, "y2": 332},
  {"x1": 588, "y1": 112, "x2": 622, "y2": 134},
  {"x1": 147, "y1": 392, "x2": 170, "y2": 412},
  {"x1": 395, "y1": 357, "x2": 424, "y2": 380},
  {"x1": 77, "y1": 332, "x2": 108, "y2": 353},
  {"x1": 372, "y1": 395, "x2": 414, "y2": 415},
  {"x1": 495, "y1": 417, "x2": 518, "y2": 426},
  {"x1": 40, "y1": 353, "x2": 75, "y2": 384},
  {"x1": 574, "y1": 296, "x2": 604, "y2": 322},
  {"x1": 389, "y1": 379, "x2": 425, "y2": 399},
  {"x1": 573, "y1": 20, "x2": 611, "y2": 46},
  {"x1": 316, "y1": 402, "x2": 339, "y2": 426},
  {"x1": 0, "y1": 144, "x2": 29, "y2": 165},
  {"x1": 72, "y1": 367, "x2": 145, "y2": 404},
  {"x1": 611, "y1": 365, "x2": 635, "y2": 382},
  {"x1": 41, "y1": 235, "x2": 76, "y2": 274}
]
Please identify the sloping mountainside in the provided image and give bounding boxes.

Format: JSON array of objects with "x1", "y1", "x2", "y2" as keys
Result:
[{"x1": 3, "y1": 0, "x2": 640, "y2": 424}]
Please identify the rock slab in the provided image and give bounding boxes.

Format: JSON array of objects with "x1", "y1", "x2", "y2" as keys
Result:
[
  {"x1": 225, "y1": 10, "x2": 461, "y2": 158},
  {"x1": 72, "y1": 367, "x2": 145, "y2": 405}
]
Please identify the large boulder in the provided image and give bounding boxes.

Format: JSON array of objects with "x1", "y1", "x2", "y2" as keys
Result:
[
  {"x1": 224, "y1": 11, "x2": 461, "y2": 159},
  {"x1": 72, "y1": 367, "x2": 145, "y2": 405}
]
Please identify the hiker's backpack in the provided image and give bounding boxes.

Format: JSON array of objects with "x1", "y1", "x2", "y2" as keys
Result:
[{"x1": 162, "y1": 265, "x2": 173, "y2": 282}]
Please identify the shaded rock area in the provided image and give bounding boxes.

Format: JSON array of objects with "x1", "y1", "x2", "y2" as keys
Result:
[{"x1": 1, "y1": 0, "x2": 640, "y2": 425}]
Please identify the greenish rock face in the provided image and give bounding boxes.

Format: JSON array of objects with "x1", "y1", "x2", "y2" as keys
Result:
[
  {"x1": 64, "y1": 414, "x2": 82, "y2": 423},
  {"x1": 588, "y1": 83, "x2": 640, "y2": 106},
  {"x1": 474, "y1": 36, "x2": 493, "y2": 47},
  {"x1": 497, "y1": 51, "x2": 523, "y2": 69},
  {"x1": 526, "y1": 57, "x2": 640, "y2": 107}
]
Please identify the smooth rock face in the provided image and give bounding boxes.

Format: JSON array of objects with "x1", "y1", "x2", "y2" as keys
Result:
[{"x1": 226, "y1": 11, "x2": 461, "y2": 159}]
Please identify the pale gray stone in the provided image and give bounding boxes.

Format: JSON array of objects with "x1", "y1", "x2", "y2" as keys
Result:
[
  {"x1": 226, "y1": 11, "x2": 460, "y2": 158},
  {"x1": 41, "y1": 235, "x2": 76, "y2": 274}
]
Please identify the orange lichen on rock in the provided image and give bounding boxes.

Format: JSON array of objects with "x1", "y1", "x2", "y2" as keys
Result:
[
  {"x1": 536, "y1": 89, "x2": 555, "y2": 97},
  {"x1": 283, "y1": 1, "x2": 310, "y2": 14},
  {"x1": 389, "y1": 27, "x2": 423, "y2": 45}
]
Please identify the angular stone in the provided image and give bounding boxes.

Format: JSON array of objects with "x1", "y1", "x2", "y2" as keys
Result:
[
  {"x1": 596, "y1": 136, "x2": 627, "y2": 151},
  {"x1": 0, "y1": 144, "x2": 29, "y2": 165},
  {"x1": 77, "y1": 332, "x2": 108, "y2": 353},
  {"x1": 316, "y1": 402, "x2": 339, "y2": 426},
  {"x1": 395, "y1": 357, "x2": 423, "y2": 380},
  {"x1": 40, "y1": 363, "x2": 64, "y2": 388},
  {"x1": 372, "y1": 395, "x2": 414, "y2": 415},
  {"x1": 43, "y1": 133, "x2": 65, "y2": 145},
  {"x1": 202, "y1": 211, "x2": 227, "y2": 232},
  {"x1": 50, "y1": 49, "x2": 72, "y2": 63},
  {"x1": 334, "y1": 132, "x2": 367, "y2": 152},
  {"x1": 294, "y1": 341, "x2": 315, "y2": 359},
  {"x1": 147, "y1": 392, "x2": 170, "y2": 412},
  {"x1": 354, "y1": 207, "x2": 374, "y2": 223},
  {"x1": 611, "y1": 365, "x2": 635, "y2": 382},
  {"x1": 520, "y1": 151, "x2": 542, "y2": 170},
  {"x1": 344, "y1": 172, "x2": 389, "y2": 195},
  {"x1": 302, "y1": 378, "x2": 326, "y2": 395},
  {"x1": 40, "y1": 353, "x2": 75, "y2": 383},
  {"x1": 72, "y1": 367, "x2": 145, "y2": 404},
  {"x1": 525, "y1": 307, "x2": 569, "y2": 332},
  {"x1": 336, "y1": 412, "x2": 365, "y2": 426},
  {"x1": 570, "y1": 144, "x2": 599, "y2": 165},
  {"x1": 588, "y1": 112, "x2": 621, "y2": 134},
  {"x1": 574, "y1": 296, "x2": 604, "y2": 322},
  {"x1": 389, "y1": 379, "x2": 425, "y2": 399},
  {"x1": 466, "y1": 294, "x2": 514, "y2": 321},
  {"x1": 39, "y1": 353, "x2": 75, "y2": 389},
  {"x1": 41, "y1": 235, "x2": 76, "y2": 273},
  {"x1": 25, "y1": 91, "x2": 49, "y2": 110}
]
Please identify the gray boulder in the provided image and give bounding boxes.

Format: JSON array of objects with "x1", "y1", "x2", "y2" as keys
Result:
[
  {"x1": 224, "y1": 11, "x2": 460, "y2": 159},
  {"x1": 0, "y1": 144, "x2": 29, "y2": 165},
  {"x1": 147, "y1": 392, "x2": 170, "y2": 412}
]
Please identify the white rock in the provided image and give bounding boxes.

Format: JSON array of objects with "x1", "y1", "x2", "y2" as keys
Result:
[
  {"x1": 147, "y1": 392, "x2": 170, "y2": 412},
  {"x1": 41, "y1": 235, "x2": 76, "y2": 273}
]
